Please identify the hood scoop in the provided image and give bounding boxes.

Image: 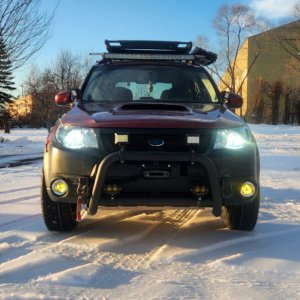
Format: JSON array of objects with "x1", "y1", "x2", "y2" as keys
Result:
[{"x1": 119, "y1": 103, "x2": 189, "y2": 112}]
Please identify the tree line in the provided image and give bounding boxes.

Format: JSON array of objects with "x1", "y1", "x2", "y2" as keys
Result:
[
  {"x1": 10, "y1": 50, "x2": 92, "y2": 130},
  {"x1": 252, "y1": 78, "x2": 300, "y2": 125},
  {"x1": 0, "y1": 0, "x2": 55, "y2": 132}
]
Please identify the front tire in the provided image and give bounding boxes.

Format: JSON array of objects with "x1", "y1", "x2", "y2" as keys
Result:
[
  {"x1": 41, "y1": 174, "x2": 77, "y2": 231},
  {"x1": 222, "y1": 194, "x2": 260, "y2": 231}
]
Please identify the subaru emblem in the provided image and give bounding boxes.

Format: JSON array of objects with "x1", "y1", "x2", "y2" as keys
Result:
[{"x1": 148, "y1": 138, "x2": 164, "y2": 147}]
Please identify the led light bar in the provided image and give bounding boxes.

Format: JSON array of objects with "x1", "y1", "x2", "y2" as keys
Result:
[{"x1": 103, "y1": 53, "x2": 196, "y2": 61}]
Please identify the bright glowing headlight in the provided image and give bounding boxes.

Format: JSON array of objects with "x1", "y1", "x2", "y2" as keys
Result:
[
  {"x1": 56, "y1": 125, "x2": 98, "y2": 149},
  {"x1": 214, "y1": 127, "x2": 249, "y2": 150}
]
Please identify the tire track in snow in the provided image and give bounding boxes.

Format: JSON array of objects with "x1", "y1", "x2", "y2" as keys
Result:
[
  {"x1": 110, "y1": 209, "x2": 198, "y2": 270},
  {"x1": 32, "y1": 209, "x2": 198, "y2": 289},
  {"x1": 0, "y1": 209, "x2": 159, "y2": 266},
  {"x1": 59, "y1": 209, "x2": 197, "y2": 270},
  {"x1": 0, "y1": 193, "x2": 39, "y2": 206},
  {"x1": 0, "y1": 210, "x2": 154, "y2": 284},
  {"x1": 168, "y1": 222, "x2": 300, "y2": 264},
  {"x1": 0, "y1": 185, "x2": 39, "y2": 195},
  {"x1": 0, "y1": 214, "x2": 41, "y2": 232},
  {"x1": 0, "y1": 208, "x2": 197, "y2": 290}
]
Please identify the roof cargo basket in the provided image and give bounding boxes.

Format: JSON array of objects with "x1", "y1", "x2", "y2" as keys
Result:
[
  {"x1": 96, "y1": 40, "x2": 217, "y2": 66},
  {"x1": 105, "y1": 40, "x2": 193, "y2": 54},
  {"x1": 191, "y1": 47, "x2": 217, "y2": 66}
]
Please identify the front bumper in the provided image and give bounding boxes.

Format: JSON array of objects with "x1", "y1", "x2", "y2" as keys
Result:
[{"x1": 44, "y1": 143, "x2": 260, "y2": 217}]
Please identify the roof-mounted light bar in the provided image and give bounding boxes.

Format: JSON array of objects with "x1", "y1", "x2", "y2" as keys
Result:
[
  {"x1": 101, "y1": 52, "x2": 216, "y2": 66},
  {"x1": 103, "y1": 53, "x2": 195, "y2": 61}
]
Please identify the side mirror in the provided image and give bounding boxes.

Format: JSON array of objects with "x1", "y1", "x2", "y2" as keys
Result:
[
  {"x1": 220, "y1": 91, "x2": 243, "y2": 109},
  {"x1": 54, "y1": 89, "x2": 80, "y2": 106}
]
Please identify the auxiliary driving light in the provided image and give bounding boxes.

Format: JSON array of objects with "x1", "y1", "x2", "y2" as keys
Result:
[
  {"x1": 51, "y1": 179, "x2": 68, "y2": 196},
  {"x1": 114, "y1": 133, "x2": 129, "y2": 144},
  {"x1": 187, "y1": 135, "x2": 200, "y2": 145},
  {"x1": 191, "y1": 185, "x2": 209, "y2": 196},
  {"x1": 104, "y1": 184, "x2": 122, "y2": 200},
  {"x1": 104, "y1": 184, "x2": 121, "y2": 194},
  {"x1": 240, "y1": 182, "x2": 255, "y2": 198}
]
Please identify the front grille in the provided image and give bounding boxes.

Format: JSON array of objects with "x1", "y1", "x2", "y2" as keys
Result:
[
  {"x1": 99, "y1": 129, "x2": 213, "y2": 154},
  {"x1": 128, "y1": 134, "x2": 187, "y2": 151}
]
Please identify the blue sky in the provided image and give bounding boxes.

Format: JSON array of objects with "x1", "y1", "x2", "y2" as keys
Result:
[
  {"x1": 41, "y1": 0, "x2": 247, "y2": 54},
  {"x1": 14, "y1": 0, "x2": 298, "y2": 93}
]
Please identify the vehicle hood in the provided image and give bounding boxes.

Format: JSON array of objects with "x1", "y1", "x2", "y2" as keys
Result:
[{"x1": 61, "y1": 102, "x2": 245, "y2": 129}]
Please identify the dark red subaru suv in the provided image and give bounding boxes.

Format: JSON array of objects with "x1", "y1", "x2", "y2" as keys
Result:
[{"x1": 41, "y1": 40, "x2": 260, "y2": 231}]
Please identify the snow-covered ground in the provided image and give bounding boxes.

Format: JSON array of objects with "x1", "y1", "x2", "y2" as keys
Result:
[
  {"x1": 0, "y1": 125, "x2": 300, "y2": 299},
  {"x1": 0, "y1": 129, "x2": 47, "y2": 167}
]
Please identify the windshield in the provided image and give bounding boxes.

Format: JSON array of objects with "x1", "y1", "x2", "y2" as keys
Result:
[{"x1": 82, "y1": 65, "x2": 219, "y2": 103}]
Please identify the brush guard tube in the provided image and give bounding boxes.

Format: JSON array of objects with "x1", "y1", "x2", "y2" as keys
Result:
[{"x1": 87, "y1": 151, "x2": 221, "y2": 216}]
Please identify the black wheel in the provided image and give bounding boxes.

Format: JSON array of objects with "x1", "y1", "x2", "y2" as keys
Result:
[
  {"x1": 41, "y1": 174, "x2": 77, "y2": 231},
  {"x1": 222, "y1": 194, "x2": 260, "y2": 231}
]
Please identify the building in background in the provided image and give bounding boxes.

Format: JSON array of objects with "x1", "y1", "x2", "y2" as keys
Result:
[{"x1": 220, "y1": 19, "x2": 300, "y2": 124}]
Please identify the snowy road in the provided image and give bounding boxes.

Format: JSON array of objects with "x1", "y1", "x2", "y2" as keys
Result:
[{"x1": 0, "y1": 125, "x2": 300, "y2": 299}]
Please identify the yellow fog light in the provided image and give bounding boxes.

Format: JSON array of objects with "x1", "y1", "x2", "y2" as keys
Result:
[
  {"x1": 240, "y1": 182, "x2": 255, "y2": 198},
  {"x1": 51, "y1": 179, "x2": 68, "y2": 196}
]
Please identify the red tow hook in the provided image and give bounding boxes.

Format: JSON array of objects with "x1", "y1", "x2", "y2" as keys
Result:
[
  {"x1": 76, "y1": 196, "x2": 82, "y2": 222},
  {"x1": 76, "y1": 177, "x2": 90, "y2": 222}
]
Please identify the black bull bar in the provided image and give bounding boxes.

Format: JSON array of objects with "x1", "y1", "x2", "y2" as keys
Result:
[{"x1": 87, "y1": 151, "x2": 222, "y2": 217}]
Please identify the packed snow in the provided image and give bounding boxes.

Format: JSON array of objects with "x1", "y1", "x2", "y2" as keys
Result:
[
  {"x1": 0, "y1": 124, "x2": 300, "y2": 299},
  {"x1": 0, "y1": 129, "x2": 46, "y2": 168}
]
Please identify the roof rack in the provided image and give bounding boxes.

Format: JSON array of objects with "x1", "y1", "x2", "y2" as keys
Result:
[
  {"x1": 191, "y1": 47, "x2": 217, "y2": 66},
  {"x1": 95, "y1": 40, "x2": 217, "y2": 66},
  {"x1": 105, "y1": 40, "x2": 193, "y2": 54}
]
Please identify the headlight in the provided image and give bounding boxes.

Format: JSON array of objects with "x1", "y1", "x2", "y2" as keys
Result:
[
  {"x1": 214, "y1": 127, "x2": 249, "y2": 150},
  {"x1": 56, "y1": 125, "x2": 98, "y2": 149}
]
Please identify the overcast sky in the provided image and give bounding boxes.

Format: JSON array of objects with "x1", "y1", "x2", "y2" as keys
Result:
[{"x1": 14, "y1": 0, "x2": 299, "y2": 94}]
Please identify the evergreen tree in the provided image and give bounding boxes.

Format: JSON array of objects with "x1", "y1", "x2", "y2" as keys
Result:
[{"x1": 0, "y1": 34, "x2": 15, "y2": 112}]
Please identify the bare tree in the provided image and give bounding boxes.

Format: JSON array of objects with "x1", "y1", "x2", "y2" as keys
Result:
[
  {"x1": 292, "y1": 3, "x2": 300, "y2": 18},
  {"x1": 270, "y1": 19, "x2": 300, "y2": 73},
  {"x1": 21, "y1": 50, "x2": 89, "y2": 129},
  {"x1": 289, "y1": 87, "x2": 300, "y2": 125},
  {"x1": 81, "y1": 53, "x2": 94, "y2": 79},
  {"x1": 252, "y1": 77, "x2": 266, "y2": 124},
  {"x1": 24, "y1": 66, "x2": 62, "y2": 130},
  {"x1": 209, "y1": 3, "x2": 267, "y2": 94},
  {"x1": 265, "y1": 2, "x2": 300, "y2": 74},
  {"x1": 0, "y1": 0, "x2": 56, "y2": 69},
  {"x1": 194, "y1": 35, "x2": 208, "y2": 48},
  {"x1": 284, "y1": 86, "x2": 294, "y2": 125},
  {"x1": 52, "y1": 50, "x2": 85, "y2": 90},
  {"x1": 266, "y1": 80, "x2": 284, "y2": 125}
]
